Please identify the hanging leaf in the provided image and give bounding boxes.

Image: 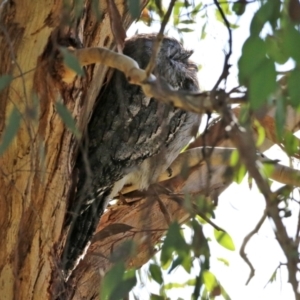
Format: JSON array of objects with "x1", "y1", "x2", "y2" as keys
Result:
[
  {"x1": 100, "y1": 263, "x2": 125, "y2": 299},
  {"x1": 229, "y1": 149, "x2": 239, "y2": 166},
  {"x1": 60, "y1": 47, "x2": 84, "y2": 76},
  {"x1": 287, "y1": 68, "x2": 300, "y2": 108},
  {"x1": 281, "y1": 24, "x2": 300, "y2": 64},
  {"x1": 149, "y1": 264, "x2": 163, "y2": 285},
  {"x1": 55, "y1": 102, "x2": 81, "y2": 139},
  {"x1": 110, "y1": 268, "x2": 137, "y2": 300},
  {"x1": 0, "y1": 107, "x2": 21, "y2": 156},
  {"x1": 202, "y1": 270, "x2": 217, "y2": 292},
  {"x1": 160, "y1": 222, "x2": 189, "y2": 268},
  {"x1": 250, "y1": 0, "x2": 280, "y2": 35},
  {"x1": 233, "y1": 0, "x2": 246, "y2": 16},
  {"x1": 238, "y1": 36, "x2": 267, "y2": 84},
  {"x1": 164, "y1": 279, "x2": 195, "y2": 290},
  {"x1": 214, "y1": 229, "x2": 235, "y2": 251},
  {"x1": 178, "y1": 27, "x2": 194, "y2": 33},
  {"x1": 191, "y1": 2, "x2": 202, "y2": 16},
  {"x1": 91, "y1": 0, "x2": 102, "y2": 20},
  {"x1": 254, "y1": 120, "x2": 266, "y2": 147},
  {"x1": 283, "y1": 131, "x2": 299, "y2": 156},
  {"x1": 234, "y1": 163, "x2": 247, "y2": 184},
  {"x1": 150, "y1": 294, "x2": 165, "y2": 300},
  {"x1": 180, "y1": 19, "x2": 195, "y2": 24},
  {"x1": 127, "y1": 0, "x2": 140, "y2": 19},
  {"x1": 265, "y1": 34, "x2": 289, "y2": 65},
  {"x1": 217, "y1": 257, "x2": 230, "y2": 266},
  {"x1": 248, "y1": 57, "x2": 276, "y2": 109},
  {"x1": 0, "y1": 74, "x2": 13, "y2": 91}
]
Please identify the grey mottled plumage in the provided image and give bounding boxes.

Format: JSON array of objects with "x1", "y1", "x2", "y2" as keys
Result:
[{"x1": 62, "y1": 34, "x2": 200, "y2": 273}]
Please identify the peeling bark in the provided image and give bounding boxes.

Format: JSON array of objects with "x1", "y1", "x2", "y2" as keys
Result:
[{"x1": 0, "y1": 1, "x2": 147, "y2": 299}]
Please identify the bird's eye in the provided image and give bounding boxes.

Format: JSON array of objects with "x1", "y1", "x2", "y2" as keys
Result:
[
  {"x1": 168, "y1": 49, "x2": 179, "y2": 60},
  {"x1": 169, "y1": 49, "x2": 193, "y2": 61}
]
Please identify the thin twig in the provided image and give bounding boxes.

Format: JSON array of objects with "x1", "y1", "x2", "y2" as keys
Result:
[
  {"x1": 145, "y1": 0, "x2": 177, "y2": 76},
  {"x1": 263, "y1": 263, "x2": 287, "y2": 289},
  {"x1": 240, "y1": 209, "x2": 268, "y2": 285},
  {"x1": 212, "y1": 0, "x2": 233, "y2": 91}
]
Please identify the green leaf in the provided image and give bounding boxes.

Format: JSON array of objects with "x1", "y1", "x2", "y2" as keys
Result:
[
  {"x1": 60, "y1": 47, "x2": 84, "y2": 76},
  {"x1": 101, "y1": 264, "x2": 136, "y2": 300},
  {"x1": 100, "y1": 262, "x2": 125, "y2": 300},
  {"x1": 150, "y1": 294, "x2": 165, "y2": 300},
  {"x1": 229, "y1": 149, "x2": 239, "y2": 166},
  {"x1": 164, "y1": 279, "x2": 196, "y2": 290},
  {"x1": 200, "y1": 23, "x2": 207, "y2": 40},
  {"x1": 287, "y1": 68, "x2": 300, "y2": 108},
  {"x1": 265, "y1": 34, "x2": 289, "y2": 65},
  {"x1": 191, "y1": 219, "x2": 209, "y2": 258},
  {"x1": 0, "y1": 107, "x2": 21, "y2": 156},
  {"x1": 234, "y1": 164, "x2": 247, "y2": 184},
  {"x1": 269, "y1": 268, "x2": 277, "y2": 283},
  {"x1": 168, "y1": 256, "x2": 181, "y2": 273},
  {"x1": 55, "y1": 102, "x2": 81, "y2": 139},
  {"x1": 160, "y1": 222, "x2": 189, "y2": 268},
  {"x1": 261, "y1": 162, "x2": 275, "y2": 179},
  {"x1": 110, "y1": 269, "x2": 137, "y2": 300},
  {"x1": 91, "y1": 0, "x2": 103, "y2": 20},
  {"x1": 127, "y1": 0, "x2": 140, "y2": 19},
  {"x1": 202, "y1": 270, "x2": 217, "y2": 292},
  {"x1": 214, "y1": 229, "x2": 235, "y2": 251},
  {"x1": 0, "y1": 74, "x2": 13, "y2": 91},
  {"x1": 173, "y1": 2, "x2": 185, "y2": 26},
  {"x1": 283, "y1": 131, "x2": 299, "y2": 156},
  {"x1": 220, "y1": 284, "x2": 232, "y2": 300},
  {"x1": 217, "y1": 257, "x2": 230, "y2": 266},
  {"x1": 233, "y1": 1, "x2": 246, "y2": 16},
  {"x1": 180, "y1": 19, "x2": 195, "y2": 24},
  {"x1": 254, "y1": 120, "x2": 266, "y2": 147},
  {"x1": 168, "y1": 255, "x2": 192, "y2": 274},
  {"x1": 238, "y1": 36, "x2": 267, "y2": 84},
  {"x1": 191, "y1": 2, "x2": 202, "y2": 16},
  {"x1": 250, "y1": 0, "x2": 280, "y2": 35},
  {"x1": 178, "y1": 27, "x2": 194, "y2": 33},
  {"x1": 282, "y1": 23, "x2": 300, "y2": 64},
  {"x1": 248, "y1": 58, "x2": 276, "y2": 109},
  {"x1": 219, "y1": 1, "x2": 231, "y2": 15},
  {"x1": 149, "y1": 264, "x2": 163, "y2": 285}
]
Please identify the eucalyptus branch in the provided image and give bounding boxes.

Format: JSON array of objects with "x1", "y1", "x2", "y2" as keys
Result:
[
  {"x1": 61, "y1": 47, "x2": 247, "y2": 113},
  {"x1": 120, "y1": 147, "x2": 300, "y2": 195}
]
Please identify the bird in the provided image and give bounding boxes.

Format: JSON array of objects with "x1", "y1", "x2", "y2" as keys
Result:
[{"x1": 62, "y1": 33, "x2": 201, "y2": 275}]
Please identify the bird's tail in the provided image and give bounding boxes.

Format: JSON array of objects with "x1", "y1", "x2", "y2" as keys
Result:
[{"x1": 61, "y1": 189, "x2": 110, "y2": 276}]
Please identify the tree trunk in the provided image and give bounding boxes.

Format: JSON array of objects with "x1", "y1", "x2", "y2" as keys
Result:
[{"x1": 0, "y1": 1, "x2": 147, "y2": 299}]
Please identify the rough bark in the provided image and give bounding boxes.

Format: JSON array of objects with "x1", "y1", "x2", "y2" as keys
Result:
[{"x1": 0, "y1": 1, "x2": 147, "y2": 299}]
